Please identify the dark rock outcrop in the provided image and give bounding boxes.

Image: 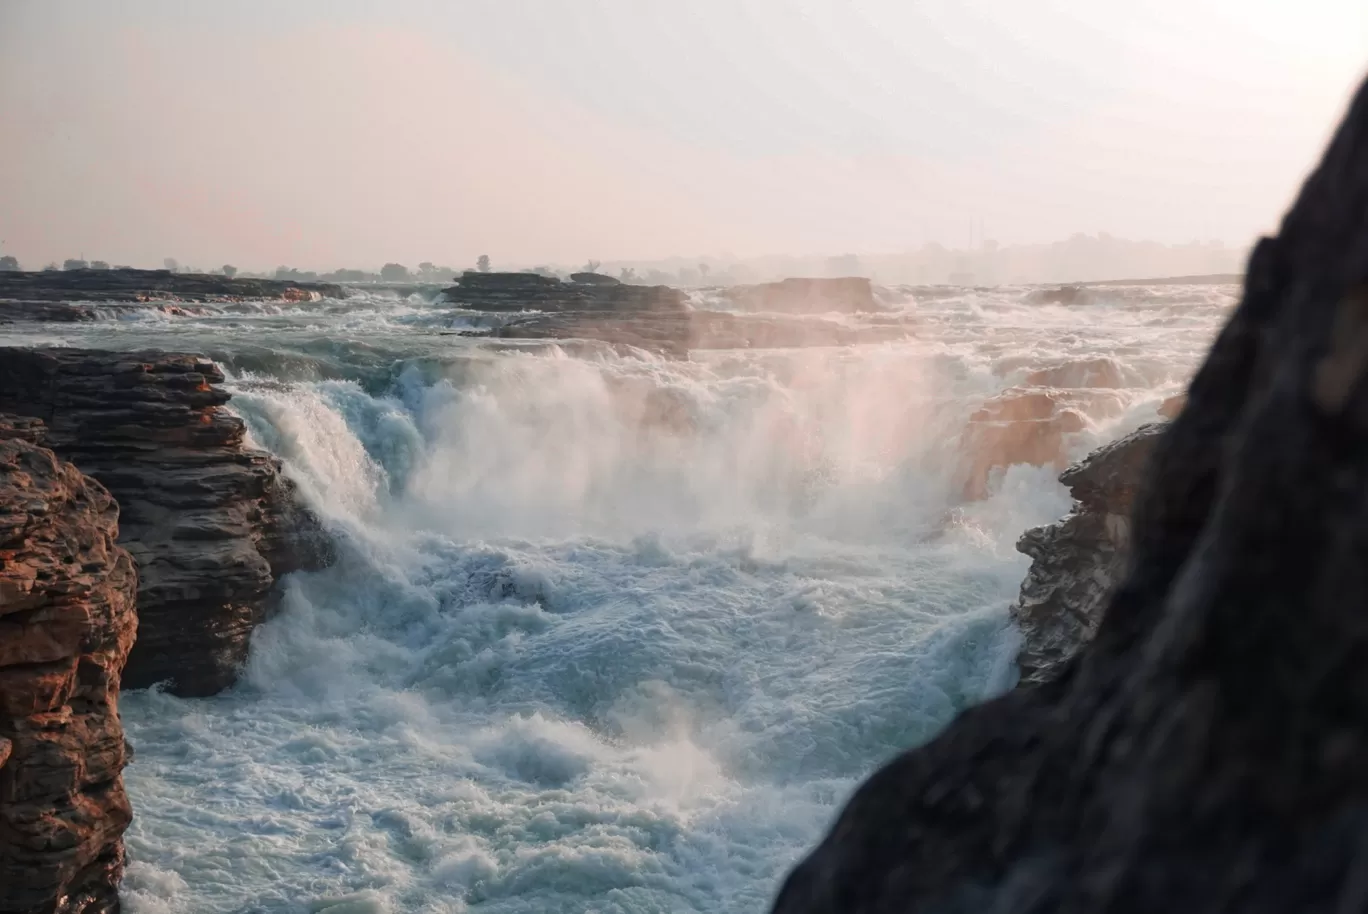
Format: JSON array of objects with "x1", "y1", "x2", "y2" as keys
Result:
[
  {"x1": 1027, "y1": 284, "x2": 1092, "y2": 305},
  {"x1": 0, "y1": 268, "x2": 342, "y2": 305},
  {"x1": 723, "y1": 277, "x2": 881, "y2": 313},
  {"x1": 1011, "y1": 422, "x2": 1165, "y2": 685},
  {"x1": 446, "y1": 274, "x2": 911, "y2": 355},
  {"x1": 771, "y1": 76, "x2": 1368, "y2": 914},
  {"x1": 568, "y1": 271, "x2": 620, "y2": 285},
  {"x1": 443, "y1": 271, "x2": 686, "y2": 313},
  {"x1": 0, "y1": 414, "x2": 137, "y2": 914},
  {"x1": 0, "y1": 349, "x2": 333, "y2": 696}
]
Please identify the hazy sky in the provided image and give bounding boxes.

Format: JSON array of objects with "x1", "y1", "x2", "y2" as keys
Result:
[{"x1": 2, "y1": 1, "x2": 1366, "y2": 270}]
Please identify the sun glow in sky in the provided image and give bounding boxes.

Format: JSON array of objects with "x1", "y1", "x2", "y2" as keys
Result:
[{"x1": 2, "y1": 0, "x2": 1366, "y2": 269}]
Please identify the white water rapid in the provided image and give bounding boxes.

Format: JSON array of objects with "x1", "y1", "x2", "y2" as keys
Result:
[{"x1": 1, "y1": 283, "x2": 1234, "y2": 913}]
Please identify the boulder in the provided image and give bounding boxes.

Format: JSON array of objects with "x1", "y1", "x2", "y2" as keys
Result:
[
  {"x1": 0, "y1": 349, "x2": 333, "y2": 696},
  {"x1": 0, "y1": 414, "x2": 137, "y2": 914},
  {"x1": 771, "y1": 74, "x2": 1368, "y2": 914}
]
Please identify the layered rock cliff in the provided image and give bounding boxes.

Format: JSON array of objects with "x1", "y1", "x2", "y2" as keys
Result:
[
  {"x1": 0, "y1": 348, "x2": 332, "y2": 696},
  {"x1": 771, "y1": 75, "x2": 1368, "y2": 914},
  {"x1": 1011, "y1": 422, "x2": 1165, "y2": 685},
  {"x1": 0, "y1": 415, "x2": 137, "y2": 914}
]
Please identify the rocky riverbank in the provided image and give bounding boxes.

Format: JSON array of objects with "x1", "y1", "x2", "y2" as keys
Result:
[
  {"x1": 0, "y1": 348, "x2": 333, "y2": 697},
  {"x1": 0, "y1": 415, "x2": 137, "y2": 914},
  {"x1": 0, "y1": 268, "x2": 344, "y2": 305},
  {"x1": 770, "y1": 73, "x2": 1368, "y2": 914}
]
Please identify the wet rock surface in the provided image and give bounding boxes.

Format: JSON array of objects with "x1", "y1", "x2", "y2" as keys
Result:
[
  {"x1": 771, "y1": 76, "x2": 1368, "y2": 914},
  {"x1": 1011, "y1": 422, "x2": 1165, "y2": 685},
  {"x1": 0, "y1": 348, "x2": 333, "y2": 696},
  {"x1": 0, "y1": 414, "x2": 137, "y2": 914},
  {"x1": 0, "y1": 268, "x2": 342, "y2": 305}
]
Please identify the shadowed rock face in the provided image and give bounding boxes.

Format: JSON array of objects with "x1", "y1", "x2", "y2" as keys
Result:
[
  {"x1": 771, "y1": 76, "x2": 1368, "y2": 914},
  {"x1": 0, "y1": 415, "x2": 137, "y2": 914},
  {"x1": 0, "y1": 349, "x2": 333, "y2": 696},
  {"x1": 1012, "y1": 423, "x2": 1165, "y2": 685}
]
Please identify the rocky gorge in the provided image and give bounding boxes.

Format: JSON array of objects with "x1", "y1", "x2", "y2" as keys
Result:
[
  {"x1": 0, "y1": 207, "x2": 1239, "y2": 910},
  {"x1": 0, "y1": 350, "x2": 334, "y2": 910}
]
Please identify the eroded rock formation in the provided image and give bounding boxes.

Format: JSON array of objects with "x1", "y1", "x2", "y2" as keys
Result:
[
  {"x1": 771, "y1": 75, "x2": 1368, "y2": 914},
  {"x1": 1011, "y1": 422, "x2": 1165, "y2": 685},
  {"x1": 0, "y1": 415, "x2": 137, "y2": 914},
  {"x1": 0, "y1": 349, "x2": 332, "y2": 696}
]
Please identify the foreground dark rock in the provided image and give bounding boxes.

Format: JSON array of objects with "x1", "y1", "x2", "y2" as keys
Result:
[
  {"x1": 772, "y1": 77, "x2": 1368, "y2": 913},
  {"x1": 0, "y1": 268, "x2": 342, "y2": 305},
  {"x1": 0, "y1": 415, "x2": 137, "y2": 914},
  {"x1": 1011, "y1": 423, "x2": 1165, "y2": 685},
  {"x1": 0, "y1": 349, "x2": 333, "y2": 696}
]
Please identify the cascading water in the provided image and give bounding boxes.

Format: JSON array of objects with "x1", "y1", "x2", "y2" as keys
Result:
[{"x1": 0, "y1": 285, "x2": 1232, "y2": 912}]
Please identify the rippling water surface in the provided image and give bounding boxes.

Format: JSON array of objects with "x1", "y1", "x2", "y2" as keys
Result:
[{"x1": 3, "y1": 284, "x2": 1234, "y2": 912}]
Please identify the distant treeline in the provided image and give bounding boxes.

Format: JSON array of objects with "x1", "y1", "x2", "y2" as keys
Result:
[{"x1": 0, "y1": 233, "x2": 1248, "y2": 287}]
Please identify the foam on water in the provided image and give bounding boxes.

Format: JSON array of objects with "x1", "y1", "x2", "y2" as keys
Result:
[{"x1": 76, "y1": 285, "x2": 1234, "y2": 912}]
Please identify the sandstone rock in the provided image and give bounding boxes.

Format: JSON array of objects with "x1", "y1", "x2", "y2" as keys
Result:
[
  {"x1": 0, "y1": 414, "x2": 137, "y2": 914},
  {"x1": 770, "y1": 74, "x2": 1368, "y2": 914},
  {"x1": 955, "y1": 387, "x2": 1128, "y2": 500},
  {"x1": 1011, "y1": 422, "x2": 1165, "y2": 685},
  {"x1": 1158, "y1": 392, "x2": 1186, "y2": 418},
  {"x1": 0, "y1": 349, "x2": 333, "y2": 696}
]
